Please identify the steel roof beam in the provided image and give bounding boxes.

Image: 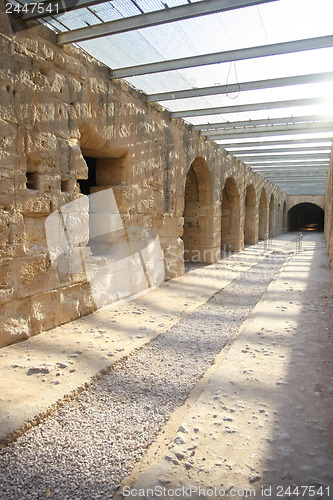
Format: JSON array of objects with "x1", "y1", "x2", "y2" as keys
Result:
[
  {"x1": 198, "y1": 115, "x2": 333, "y2": 132},
  {"x1": 245, "y1": 158, "x2": 329, "y2": 163},
  {"x1": 56, "y1": 0, "x2": 277, "y2": 44},
  {"x1": 235, "y1": 154, "x2": 330, "y2": 161},
  {"x1": 252, "y1": 172, "x2": 326, "y2": 182},
  {"x1": 279, "y1": 186, "x2": 325, "y2": 189},
  {"x1": 109, "y1": 35, "x2": 333, "y2": 79},
  {"x1": 253, "y1": 174, "x2": 327, "y2": 177},
  {"x1": 147, "y1": 71, "x2": 333, "y2": 102},
  {"x1": 250, "y1": 167, "x2": 328, "y2": 172},
  {"x1": 227, "y1": 146, "x2": 331, "y2": 154},
  {"x1": 252, "y1": 173, "x2": 327, "y2": 177},
  {"x1": 172, "y1": 97, "x2": 333, "y2": 119},
  {"x1": 204, "y1": 124, "x2": 333, "y2": 139},
  {"x1": 256, "y1": 178, "x2": 326, "y2": 181},
  {"x1": 245, "y1": 161, "x2": 329, "y2": 166},
  {"x1": 246, "y1": 165, "x2": 327, "y2": 174},
  {"x1": 255, "y1": 178, "x2": 327, "y2": 181},
  {"x1": 249, "y1": 170, "x2": 327, "y2": 175},
  {"x1": 246, "y1": 165, "x2": 328, "y2": 169},
  {"x1": 22, "y1": 0, "x2": 110, "y2": 20},
  {"x1": 219, "y1": 138, "x2": 333, "y2": 148}
]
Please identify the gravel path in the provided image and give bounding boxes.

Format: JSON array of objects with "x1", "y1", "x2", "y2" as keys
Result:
[{"x1": 0, "y1": 253, "x2": 287, "y2": 500}]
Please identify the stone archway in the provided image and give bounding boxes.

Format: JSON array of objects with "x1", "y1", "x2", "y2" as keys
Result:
[
  {"x1": 282, "y1": 201, "x2": 288, "y2": 232},
  {"x1": 269, "y1": 193, "x2": 275, "y2": 236},
  {"x1": 258, "y1": 188, "x2": 268, "y2": 240},
  {"x1": 288, "y1": 203, "x2": 324, "y2": 231},
  {"x1": 221, "y1": 177, "x2": 241, "y2": 252},
  {"x1": 244, "y1": 184, "x2": 257, "y2": 245},
  {"x1": 182, "y1": 157, "x2": 215, "y2": 263}
]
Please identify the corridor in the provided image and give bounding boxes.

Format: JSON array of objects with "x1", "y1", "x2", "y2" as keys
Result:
[{"x1": 0, "y1": 233, "x2": 332, "y2": 499}]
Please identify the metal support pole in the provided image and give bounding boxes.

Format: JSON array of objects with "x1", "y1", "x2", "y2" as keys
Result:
[{"x1": 296, "y1": 232, "x2": 303, "y2": 253}]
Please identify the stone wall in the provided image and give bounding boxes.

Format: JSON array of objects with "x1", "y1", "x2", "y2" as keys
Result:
[
  {"x1": 325, "y1": 149, "x2": 333, "y2": 287},
  {"x1": 286, "y1": 195, "x2": 325, "y2": 212},
  {"x1": 0, "y1": 5, "x2": 287, "y2": 347}
]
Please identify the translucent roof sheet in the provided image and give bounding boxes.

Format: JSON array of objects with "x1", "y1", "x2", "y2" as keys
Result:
[{"x1": 33, "y1": 0, "x2": 333, "y2": 194}]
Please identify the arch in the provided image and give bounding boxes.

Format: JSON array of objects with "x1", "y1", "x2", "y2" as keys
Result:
[
  {"x1": 244, "y1": 184, "x2": 257, "y2": 245},
  {"x1": 221, "y1": 176, "x2": 241, "y2": 252},
  {"x1": 258, "y1": 188, "x2": 268, "y2": 240},
  {"x1": 269, "y1": 193, "x2": 275, "y2": 236},
  {"x1": 282, "y1": 201, "x2": 288, "y2": 232},
  {"x1": 182, "y1": 157, "x2": 214, "y2": 263},
  {"x1": 288, "y1": 203, "x2": 324, "y2": 231}
]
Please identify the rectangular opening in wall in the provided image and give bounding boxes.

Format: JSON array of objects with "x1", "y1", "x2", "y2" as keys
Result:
[
  {"x1": 77, "y1": 156, "x2": 97, "y2": 195},
  {"x1": 26, "y1": 172, "x2": 39, "y2": 191},
  {"x1": 61, "y1": 179, "x2": 70, "y2": 193}
]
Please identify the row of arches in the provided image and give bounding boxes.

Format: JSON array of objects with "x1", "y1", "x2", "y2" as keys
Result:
[{"x1": 182, "y1": 157, "x2": 283, "y2": 264}]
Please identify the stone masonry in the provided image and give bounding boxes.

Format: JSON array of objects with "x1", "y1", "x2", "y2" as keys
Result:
[{"x1": 0, "y1": 5, "x2": 289, "y2": 347}]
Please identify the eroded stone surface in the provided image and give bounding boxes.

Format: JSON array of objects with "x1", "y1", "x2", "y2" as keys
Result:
[{"x1": 0, "y1": 2, "x2": 288, "y2": 347}]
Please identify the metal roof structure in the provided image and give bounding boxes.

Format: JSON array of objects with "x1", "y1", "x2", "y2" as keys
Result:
[{"x1": 16, "y1": 0, "x2": 333, "y2": 195}]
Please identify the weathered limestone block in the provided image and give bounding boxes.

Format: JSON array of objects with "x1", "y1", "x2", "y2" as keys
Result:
[
  {"x1": 0, "y1": 210, "x2": 25, "y2": 258},
  {"x1": 121, "y1": 214, "x2": 152, "y2": 235},
  {"x1": 174, "y1": 195, "x2": 185, "y2": 217},
  {"x1": 30, "y1": 62, "x2": 52, "y2": 93},
  {"x1": 154, "y1": 215, "x2": 184, "y2": 239},
  {"x1": 24, "y1": 38, "x2": 38, "y2": 55},
  {"x1": 87, "y1": 77, "x2": 110, "y2": 97},
  {"x1": 0, "y1": 77, "x2": 39, "y2": 126},
  {"x1": 0, "y1": 34, "x2": 15, "y2": 62},
  {"x1": 48, "y1": 70, "x2": 70, "y2": 102},
  {"x1": 30, "y1": 290, "x2": 60, "y2": 335},
  {"x1": 37, "y1": 41, "x2": 54, "y2": 62},
  {"x1": 0, "y1": 118, "x2": 17, "y2": 166},
  {"x1": 30, "y1": 96, "x2": 75, "y2": 137},
  {"x1": 53, "y1": 50, "x2": 66, "y2": 70},
  {"x1": 66, "y1": 58, "x2": 86, "y2": 80},
  {"x1": 59, "y1": 283, "x2": 95, "y2": 324},
  {"x1": 56, "y1": 139, "x2": 87, "y2": 179},
  {"x1": 24, "y1": 215, "x2": 48, "y2": 253},
  {"x1": 0, "y1": 167, "x2": 15, "y2": 210},
  {"x1": 25, "y1": 172, "x2": 60, "y2": 193},
  {"x1": 26, "y1": 132, "x2": 57, "y2": 168},
  {"x1": 0, "y1": 258, "x2": 14, "y2": 305},
  {"x1": 14, "y1": 168, "x2": 30, "y2": 199},
  {"x1": 15, "y1": 253, "x2": 60, "y2": 298},
  {"x1": 137, "y1": 194, "x2": 157, "y2": 215},
  {"x1": 21, "y1": 192, "x2": 53, "y2": 216},
  {"x1": 96, "y1": 157, "x2": 128, "y2": 186},
  {"x1": 0, "y1": 299, "x2": 30, "y2": 347},
  {"x1": 59, "y1": 288, "x2": 81, "y2": 324}
]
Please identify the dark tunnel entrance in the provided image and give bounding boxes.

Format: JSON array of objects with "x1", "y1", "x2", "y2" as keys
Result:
[{"x1": 288, "y1": 203, "x2": 324, "y2": 232}]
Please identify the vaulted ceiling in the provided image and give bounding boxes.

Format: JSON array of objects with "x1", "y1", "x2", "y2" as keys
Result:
[{"x1": 18, "y1": 0, "x2": 333, "y2": 195}]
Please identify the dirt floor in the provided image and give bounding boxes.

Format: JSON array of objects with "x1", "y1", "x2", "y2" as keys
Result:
[{"x1": 0, "y1": 232, "x2": 332, "y2": 500}]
